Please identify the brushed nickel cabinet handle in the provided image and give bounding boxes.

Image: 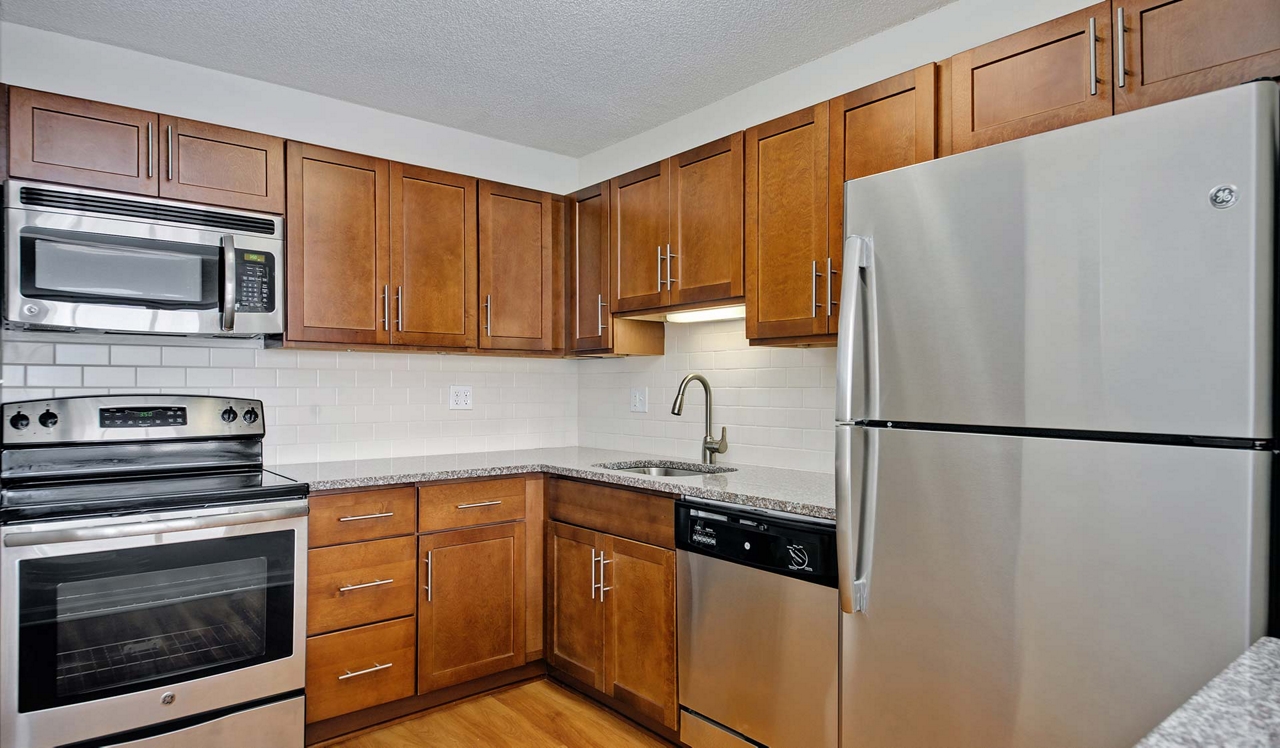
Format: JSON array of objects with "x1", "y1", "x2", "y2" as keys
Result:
[
  {"x1": 666, "y1": 244, "x2": 678, "y2": 286},
  {"x1": 396, "y1": 285, "x2": 403, "y2": 332},
  {"x1": 338, "y1": 511, "x2": 394, "y2": 522},
  {"x1": 483, "y1": 294, "x2": 492, "y2": 336},
  {"x1": 167, "y1": 125, "x2": 173, "y2": 180},
  {"x1": 591, "y1": 548, "x2": 598, "y2": 600},
  {"x1": 338, "y1": 663, "x2": 392, "y2": 680},
  {"x1": 1116, "y1": 7, "x2": 1127, "y2": 88},
  {"x1": 423, "y1": 551, "x2": 433, "y2": 602},
  {"x1": 812, "y1": 260, "x2": 824, "y2": 318},
  {"x1": 338, "y1": 578, "x2": 393, "y2": 593},
  {"x1": 597, "y1": 294, "x2": 607, "y2": 336},
  {"x1": 598, "y1": 554, "x2": 614, "y2": 602},
  {"x1": 456, "y1": 500, "x2": 502, "y2": 509},
  {"x1": 146, "y1": 122, "x2": 153, "y2": 179},
  {"x1": 657, "y1": 246, "x2": 664, "y2": 291},
  {"x1": 827, "y1": 257, "x2": 839, "y2": 316},
  {"x1": 1088, "y1": 16, "x2": 1099, "y2": 96},
  {"x1": 382, "y1": 285, "x2": 390, "y2": 331}
]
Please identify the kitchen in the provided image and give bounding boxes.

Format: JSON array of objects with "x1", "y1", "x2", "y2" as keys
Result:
[{"x1": 0, "y1": 0, "x2": 1277, "y2": 746}]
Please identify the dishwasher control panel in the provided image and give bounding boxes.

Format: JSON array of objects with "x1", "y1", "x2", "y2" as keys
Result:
[{"x1": 675, "y1": 500, "x2": 838, "y2": 587}]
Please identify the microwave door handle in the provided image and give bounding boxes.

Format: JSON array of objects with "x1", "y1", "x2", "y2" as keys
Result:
[{"x1": 221, "y1": 235, "x2": 237, "y2": 332}]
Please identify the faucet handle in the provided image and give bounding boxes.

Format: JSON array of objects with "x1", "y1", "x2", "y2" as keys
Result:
[{"x1": 706, "y1": 427, "x2": 728, "y2": 454}]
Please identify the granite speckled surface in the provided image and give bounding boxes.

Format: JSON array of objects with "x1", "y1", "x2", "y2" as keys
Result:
[
  {"x1": 1136, "y1": 637, "x2": 1280, "y2": 747},
  {"x1": 273, "y1": 447, "x2": 835, "y2": 519}
]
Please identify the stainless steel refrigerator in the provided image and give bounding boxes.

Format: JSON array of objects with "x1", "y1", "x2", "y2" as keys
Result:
[{"x1": 835, "y1": 81, "x2": 1277, "y2": 748}]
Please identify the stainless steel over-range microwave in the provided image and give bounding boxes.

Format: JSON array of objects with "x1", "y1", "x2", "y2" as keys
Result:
[{"x1": 3, "y1": 180, "x2": 284, "y2": 337}]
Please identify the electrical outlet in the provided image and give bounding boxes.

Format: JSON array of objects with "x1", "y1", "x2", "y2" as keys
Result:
[
  {"x1": 630, "y1": 387, "x2": 648, "y2": 413},
  {"x1": 449, "y1": 385, "x2": 473, "y2": 410}
]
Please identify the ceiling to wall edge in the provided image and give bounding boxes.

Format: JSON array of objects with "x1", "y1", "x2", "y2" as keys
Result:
[{"x1": 2, "y1": 0, "x2": 1090, "y2": 198}]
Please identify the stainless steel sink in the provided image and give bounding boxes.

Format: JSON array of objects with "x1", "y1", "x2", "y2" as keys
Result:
[{"x1": 595, "y1": 460, "x2": 736, "y2": 477}]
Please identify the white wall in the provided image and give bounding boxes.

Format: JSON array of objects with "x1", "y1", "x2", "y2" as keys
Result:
[
  {"x1": 0, "y1": 23, "x2": 580, "y2": 195},
  {"x1": 1, "y1": 340, "x2": 578, "y2": 466},
  {"x1": 576, "y1": 0, "x2": 1090, "y2": 187},
  {"x1": 578, "y1": 320, "x2": 837, "y2": 473}
]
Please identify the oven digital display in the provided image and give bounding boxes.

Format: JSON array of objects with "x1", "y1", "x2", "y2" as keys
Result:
[{"x1": 99, "y1": 407, "x2": 187, "y2": 428}]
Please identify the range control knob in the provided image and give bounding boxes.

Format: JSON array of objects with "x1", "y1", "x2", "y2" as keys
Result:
[
  {"x1": 241, "y1": 408, "x2": 260, "y2": 424},
  {"x1": 38, "y1": 411, "x2": 58, "y2": 428},
  {"x1": 9, "y1": 413, "x2": 29, "y2": 430},
  {"x1": 220, "y1": 407, "x2": 238, "y2": 423}
]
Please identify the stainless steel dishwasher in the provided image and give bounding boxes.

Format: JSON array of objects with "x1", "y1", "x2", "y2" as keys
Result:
[{"x1": 676, "y1": 497, "x2": 839, "y2": 748}]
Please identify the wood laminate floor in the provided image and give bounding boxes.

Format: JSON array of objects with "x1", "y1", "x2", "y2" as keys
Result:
[{"x1": 331, "y1": 680, "x2": 671, "y2": 748}]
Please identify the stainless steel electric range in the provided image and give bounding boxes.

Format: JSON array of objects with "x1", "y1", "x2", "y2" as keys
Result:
[{"x1": 0, "y1": 394, "x2": 308, "y2": 748}]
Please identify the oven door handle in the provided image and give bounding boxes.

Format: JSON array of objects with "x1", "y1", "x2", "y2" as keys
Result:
[
  {"x1": 3, "y1": 503, "x2": 308, "y2": 547},
  {"x1": 221, "y1": 234, "x2": 237, "y2": 332}
]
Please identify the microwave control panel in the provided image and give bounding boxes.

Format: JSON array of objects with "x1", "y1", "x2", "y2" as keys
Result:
[{"x1": 235, "y1": 250, "x2": 275, "y2": 313}]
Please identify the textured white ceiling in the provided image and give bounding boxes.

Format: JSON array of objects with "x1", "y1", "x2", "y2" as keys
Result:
[{"x1": 0, "y1": 0, "x2": 955, "y2": 156}]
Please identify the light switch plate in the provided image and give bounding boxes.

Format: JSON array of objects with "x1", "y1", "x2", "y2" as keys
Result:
[
  {"x1": 449, "y1": 385, "x2": 473, "y2": 410},
  {"x1": 630, "y1": 387, "x2": 648, "y2": 413}
]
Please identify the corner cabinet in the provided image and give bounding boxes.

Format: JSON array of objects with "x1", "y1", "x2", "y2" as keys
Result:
[
  {"x1": 286, "y1": 142, "x2": 391, "y2": 345},
  {"x1": 478, "y1": 180, "x2": 557, "y2": 351},
  {"x1": 569, "y1": 182, "x2": 665, "y2": 356}
]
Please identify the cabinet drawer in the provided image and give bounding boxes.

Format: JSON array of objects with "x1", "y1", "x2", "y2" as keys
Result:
[
  {"x1": 306, "y1": 617, "x2": 416, "y2": 723},
  {"x1": 419, "y1": 478, "x2": 526, "y2": 532},
  {"x1": 308, "y1": 536, "x2": 416, "y2": 635},
  {"x1": 309, "y1": 487, "x2": 416, "y2": 548}
]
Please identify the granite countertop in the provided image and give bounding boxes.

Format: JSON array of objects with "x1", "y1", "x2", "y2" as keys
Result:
[
  {"x1": 273, "y1": 446, "x2": 836, "y2": 520},
  {"x1": 1136, "y1": 637, "x2": 1280, "y2": 747}
]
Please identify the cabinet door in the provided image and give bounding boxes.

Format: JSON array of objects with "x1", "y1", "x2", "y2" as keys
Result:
[
  {"x1": 668, "y1": 133, "x2": 744, "y2": 307},
  {"x1": 570, "y1": 182, "x2": 612, "y2": 352},
  {"x1": 478, "y1": 180, "x2": 554, "y2": 351},
  {"x1": 601, "y1": 534, "x2": 678, "y2": 731},
  {"x1": 418, "y1": 523, "x2": 526, "y2": 693},
  {"x1": 157, "y1": 115, "x2": 284, "y2": 212},
  {"x1": 952, "y1": 1, "x2": 1112, "y2": 153},
  {"x1": 828, "y1": 64, "x2": 937, "y2": 335},
  {"x1": 745, "y1": 104, "x2": 830, "y2": 341},
  {"x1": 286, "y1": 142, "x2": 390, "y2": 345},
  {"x1": 8, "y1": 88, "x2": 158, "y2": 195},
  {"x1": 391, "y1": 164, "x2": 477, "y2": 348},
  {"x1": 610, "y1": 162, "x2": 670, "y2": 312},
  {"x1": 546, "y1": 521, "x2": 605, "y2": 690},
  {"x1": 1115, "y1": 0, "x2": 1280, "y2": 113}
]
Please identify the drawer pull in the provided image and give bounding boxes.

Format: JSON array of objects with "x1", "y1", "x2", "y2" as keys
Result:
[
  {"x1": 338, "y1": 662, "x2": 393, "y2": 680},
  {"x1": 337, "y1": 511, "x2": 395, "y2": 522},
  {"x1": 338, "y1": 578, "x2": 394, "y2": 593},
  {"x1": 456, "y1": 500, "x2": 502, "y2": 509}
]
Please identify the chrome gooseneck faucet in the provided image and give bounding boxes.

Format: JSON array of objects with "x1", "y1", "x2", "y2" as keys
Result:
[{"x1": 671, "y1": 373, "x2": 728, "y2": 464}]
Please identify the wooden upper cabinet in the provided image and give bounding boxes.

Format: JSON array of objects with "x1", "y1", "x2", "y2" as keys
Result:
[
  {"x1": 286, "y1": 142, "x2": 390, "y2": 345},
  {"x1": 418, "y1": 523, "x2": 526, "y2": 694},
  {"x1": 952, "y1": 1, "x2": 1112, "y2": 152},
  {"x1": 9, "y1": 88, "x2": 158, "y2": 195},
  {"x1": 745, "y1": 104, "x2": 830, "y2": 341},
  {"x1": 668, "y1": 133, "x2": 744, "y2": 307},
  {"x1": 1114, "y1": 0, "x2": 1280, "y2": 112},
  {"x1": 600, "y1": 534, "x2": 678, "y2": 731},
  {"x1": 391, "y1": 164, "x2": 477, "y2": 348},
  {"x1": 478, "y1": 180, "x2": 555, "y2": 351},
  {"x1": 610, "y1": 161, "x2": 670, "y2": 312},
  {"x1": 157, "y1": 116, "x2": 284, "y2": 212},
  {"x1": 570, "y1": 182, "x2": 612, "y2": 352},
  {"x1": 546, "y1": 521, "x2": 605, "y2": 690}
]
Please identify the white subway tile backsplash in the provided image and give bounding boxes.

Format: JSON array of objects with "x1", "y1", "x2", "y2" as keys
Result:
[
  {"x1": 186, "y1": 368, "x2": 233, "y2": 387},
  {"x1": 83, "y1": 367, "x2": 136, "y2": 387},
  {"x1": 162, "y1": 347, "x2": 211, "y2": 367},
  {"x1": 56, "y1": 344, "x2": 110, "y2": 365},
  {"x1": 211, "y1": 349, "x2": 258, "y2": 368},
  {"x1": 136, "y1": 368, "x2": 186, "y2": 387},
  {"x1": 111, "y1": 346, "x2": 163, "y2": 366},
  {"x1": 27, "y1": 366, "x2": 82, "y2": 387}
]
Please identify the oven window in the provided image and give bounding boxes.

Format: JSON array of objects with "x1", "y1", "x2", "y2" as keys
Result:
[
  {"x1": 17, "y1": 531, "x2": 294, "y2": 713},
  {"x1": 20, "y1": 228, "x2": 219, "y2": 310}
]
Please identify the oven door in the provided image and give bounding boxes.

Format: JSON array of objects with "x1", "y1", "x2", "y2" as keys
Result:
[
  {"x1": 4, "y1": 202, "x2": 283, "y2": 336},
  {"x1": 0, "y1": 500, "x2": 307, "y2": 748}
]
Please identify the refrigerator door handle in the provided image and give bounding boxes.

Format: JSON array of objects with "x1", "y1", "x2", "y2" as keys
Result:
[
  {"x1": 836, "y1": 425, "x2": 880, "y2": 614},
  {"x1": 835, "y1": 236, "x2": 876, "y2": 422}
]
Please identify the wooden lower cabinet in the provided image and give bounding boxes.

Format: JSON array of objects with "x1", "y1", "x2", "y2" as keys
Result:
[
  {"x1": 306, "y1": 617, "x2": 417, "y2": 723},
  {"x1": 546, "y1": 520, "x2": 678, "y2": 731},
  {"x1": 418, "y1": 522, "x2": 527, "y2": 693}
]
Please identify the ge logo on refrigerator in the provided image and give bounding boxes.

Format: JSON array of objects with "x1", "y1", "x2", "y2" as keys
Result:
[{"x1": 786, "y1": 544, "x2": 811, "y2": 571}]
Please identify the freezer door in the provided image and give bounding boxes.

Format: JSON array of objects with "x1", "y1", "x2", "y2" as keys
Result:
[
  {"x1": 840, "y1": 427, "x2": 1270, "y2": 748},
  {"x1": 840, "y1": 82, "x2": 1277, "y2": 438}
]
